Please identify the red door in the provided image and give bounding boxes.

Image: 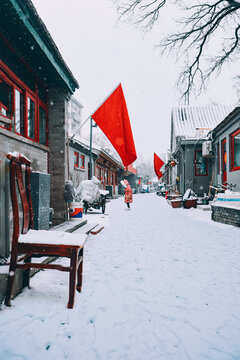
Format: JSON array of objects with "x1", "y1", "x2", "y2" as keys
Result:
[{"x1": 222, "y1": 139, "x2": 227, "y2": 184}]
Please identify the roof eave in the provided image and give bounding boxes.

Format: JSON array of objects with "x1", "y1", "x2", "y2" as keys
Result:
[
  {"x1": 212, "y1": 106, "x2": 240, "y2": 134},
  {"x1": 12, "y1": 0, "x2": 79, "y2": 93}
]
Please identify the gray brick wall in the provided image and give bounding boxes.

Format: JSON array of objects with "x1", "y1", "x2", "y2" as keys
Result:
[
  {"x1": 48, "y1": 88, "x2": 69, "y2": 224},
  {"x1": 0, "y1": 131, "x2": 48, "y2": 258},
  {"x1": 0, "y1": 129, "x2": 48, "y2": 172},
  {"x1": 31, "y1": 172, "x2": 50, "y2": 230},
  {"x1": 211, "y1": 205, "x2": 240, "y2": 227}
]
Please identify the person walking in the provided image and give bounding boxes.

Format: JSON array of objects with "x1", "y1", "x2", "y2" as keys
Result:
[{"x1": 123, "y1": 179, "x2": 133, "y2": 209}]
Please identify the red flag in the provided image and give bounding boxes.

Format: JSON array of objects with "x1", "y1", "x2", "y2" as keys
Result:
[
  {"x1": 158, "y1": 171, "x2": 163, "y2": 179},
  {"x1": 138, "y1": 178, "x2": 142, "y2": 185},
  {"x1": 154, "y1": 153, "x2": 164, "y2": 179},
  {"x1": 91, "y1": 84, "x2": 137, "y2": 166}
]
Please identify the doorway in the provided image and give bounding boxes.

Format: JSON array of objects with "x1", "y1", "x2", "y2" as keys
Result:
[{"x1": 221, "y1": 138, "x2": 227, "y2": 184}]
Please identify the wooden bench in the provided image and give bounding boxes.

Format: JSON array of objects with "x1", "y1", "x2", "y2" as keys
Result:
[{"x1": 5, "y1": 152, "x2": 87, "y2": 309}]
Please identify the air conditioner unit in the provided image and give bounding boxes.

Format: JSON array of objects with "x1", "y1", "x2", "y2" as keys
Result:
[{"x1": 202, "y1": 141, "x2": 213, "y2": 157}]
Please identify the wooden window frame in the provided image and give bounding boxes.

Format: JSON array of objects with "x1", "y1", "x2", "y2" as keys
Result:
[
  {"x1": 221, "y1": 138, "x2": 227, "y2": 184},
  {"x1": 0, "y1": 75, "x2": 13, "y2": 130},
  {"x1": 104, "y1": 170, "x2": 108, "y2": 185},
  {"x1": 80, "y1": 155, "x2": 85, "y2": 169},
  {"x1": 0, "y1": 103, "x2": 8, "y2": 116},
  {"x1": 195, "y1": 149, "x2": 208, "y2": 176},
  {"x1": 74, "y1": 152, "x2": 79, "y2": 168},
  {"x1": 97, "y1": 166, "x2": 102, "y2": 180},
  {"x1": 14, "y1": 85, "x2": 24, "y2": 135},
  {"x1": 0, "y1": 60, "x2": 48, "y2": 145},
  {"x1": 26, "y1": 93, "x2": 37, "y2": 141},
  {"x1": 217, "y1": 142, "x2": 220, "y2": 174},
  {"x1": 230, "y1": 129, "x2": 240, "y2": 171}
]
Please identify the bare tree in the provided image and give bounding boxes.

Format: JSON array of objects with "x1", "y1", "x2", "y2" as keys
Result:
[
  {"x1": 135, "y1": 154, "x2": 156, "y2": 181},
  {"x1": 115, "y1": 0, "x2": 240, "y2": 102},
  {"x1": 84, "y1": 130, "x2": 122, "y2": 162}
]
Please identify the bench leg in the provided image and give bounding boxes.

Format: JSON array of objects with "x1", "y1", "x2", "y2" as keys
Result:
[
  {"x1": 23, "y1": 256, "x2": 32, "y2": 288},
  {"x1": 67, "y1": 249, "x2": 78, "y2": 309},
  {"x1": 76, "y1": 247, "x2": 84, "y2": 293},
  {"x1": 5, "y1": 254, "x2": 17, "y2": 306}
]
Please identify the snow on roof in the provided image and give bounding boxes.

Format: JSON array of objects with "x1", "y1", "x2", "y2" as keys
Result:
[
  {"x1": 69, "y1": 135, "x2": 124, "y2": 167},
  {"x1": 69, "y1": 135, "x2": 100, "y2": 153},
  {"x1": 171, "y1": 105, "x2": 235, "y2": 139}
]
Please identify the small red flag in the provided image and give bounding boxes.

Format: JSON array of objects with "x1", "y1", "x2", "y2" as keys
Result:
[
  {"x1": 154, "y1": 153, "x2": 164, "y2": 179},
  {"x1": 91, "y1": 84, "x2": 137, "y2": 166},
  {"x1": 138, "y1": 178, "x2": 142, "y2": 185}
]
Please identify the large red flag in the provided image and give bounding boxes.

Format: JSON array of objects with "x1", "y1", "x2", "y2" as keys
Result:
[
  {"x1": 154, "y1": 153, "x2": 164, "y2": 179},
  {"x1": 91, "y1": 84, "x2": 137, "y2": 166},
  {"x1": 158, "y1": 171, "x2": 163, "y2": 179}
]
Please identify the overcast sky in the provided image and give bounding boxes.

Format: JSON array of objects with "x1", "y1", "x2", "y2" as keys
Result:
[{"x1": 32, "y1": 0, "x2": 239, "y2": 163}]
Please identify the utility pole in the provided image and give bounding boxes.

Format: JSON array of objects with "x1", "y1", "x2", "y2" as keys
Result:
[
  {"x1": 89, "y1": 118, "x2": 97, "y2": 179},
  {"x1": 89, "y1": 118, "x2": 93, "y2": 179}
]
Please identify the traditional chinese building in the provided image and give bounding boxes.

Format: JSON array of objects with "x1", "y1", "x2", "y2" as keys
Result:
[
  {"x1": 0, "y1": 0, "x2": 79, "y2": 264},
  {"x1": 167, "y1": 105, "x2": 234, "y2": 196},
  {"x1": 95, "y1": 149, "x2": 125, "y2": 197}
]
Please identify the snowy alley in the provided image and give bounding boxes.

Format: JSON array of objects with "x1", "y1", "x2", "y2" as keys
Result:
[{"x1": 1, "y1": 193, "x2": 240, "y2": 360}]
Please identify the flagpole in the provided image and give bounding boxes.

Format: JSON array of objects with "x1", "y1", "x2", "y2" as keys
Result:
[
  {"x1": 89, "y1": 117, "x2": 93, "y2": 179},
  {"x1": 70, "y1": 115, "x2": 90, "y2": 141}
]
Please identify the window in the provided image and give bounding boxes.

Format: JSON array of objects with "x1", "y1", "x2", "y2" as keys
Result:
[
  {"x1": 0, "y1": 78, "x2": 12, "y2": 119},
  {"x1": 74, "y1": 152, "x2": 79, "y2": 167},
  {"x1": 15, "y1": 88, "x2": 24, "y2": 135},
  {"x1": 195, "y1": 150, "x2": 208, "y2": 176},
  {"x1": 104, "y1": 170, "x2": 108, "y2": 184},
  {"x1": 27, "y1": 96, "x2": 36, "y2": 140},
  {"x1": 231, "y1": 129, "x2": 240, "y2": 171},
  {"x1": 222, "y1": 138, "x2": 227, "y2": 183},
  {"x1": 97, "y1": 166, "x2": 101, "y2": 180},
  {"x1": 0, "y1": 61, "x2": 48, "y2": 144},
  {"x1": 39, "y1": 106, "x2": 47, "y2": 145},
  {"x1": 80, "y1": 155, "x2": 85, "y2": 169},
  {"x1": 217, "y1": 142, "x2": 220, "y2": 174}
]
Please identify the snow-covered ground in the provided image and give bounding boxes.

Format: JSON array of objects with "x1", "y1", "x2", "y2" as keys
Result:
[{"x1": 1, "y1": 193, "x2": 240, "y2": 360}]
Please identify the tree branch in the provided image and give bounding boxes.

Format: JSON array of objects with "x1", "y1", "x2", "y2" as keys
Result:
[{"x1": 115, "y1": 0, "x2": 240, "y2": 101}]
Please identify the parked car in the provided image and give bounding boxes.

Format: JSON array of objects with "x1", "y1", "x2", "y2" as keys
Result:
[{"x1": 141, "y1": 185, "x2": 149, "y2": 193}]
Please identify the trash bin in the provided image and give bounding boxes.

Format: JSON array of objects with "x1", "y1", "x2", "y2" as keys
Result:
[{"x1": 69, "y1": 202, "x2": 83, "y2": 219}]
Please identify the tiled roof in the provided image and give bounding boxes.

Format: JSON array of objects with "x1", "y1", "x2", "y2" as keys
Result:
[{"x1": 171, "y1": 105, "x2": 235, "y2": 138}]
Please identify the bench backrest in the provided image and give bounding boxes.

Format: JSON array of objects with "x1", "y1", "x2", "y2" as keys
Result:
[{"x1": 7, "y1": 153, "x2": 33, "y2": 248}]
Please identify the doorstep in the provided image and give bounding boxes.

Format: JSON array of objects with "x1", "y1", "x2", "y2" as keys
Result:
[
  {"x1": 50, "y1": 218, "x2": 87, "y2": 233},
  {"x1": 197, "y1": 205, "x2": 211, "y2": 211}
]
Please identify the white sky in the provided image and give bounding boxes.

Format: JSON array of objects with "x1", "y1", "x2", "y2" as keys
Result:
[{"x1": 32, "y1": 0, "x2": 239, "y2": 162}]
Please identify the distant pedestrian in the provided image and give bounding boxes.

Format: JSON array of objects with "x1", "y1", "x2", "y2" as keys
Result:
[{"x1": 123, "y1": 179, "x2": 133, "y2": 209}]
